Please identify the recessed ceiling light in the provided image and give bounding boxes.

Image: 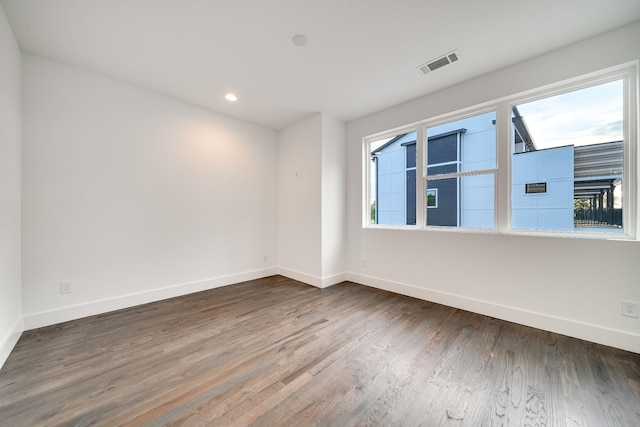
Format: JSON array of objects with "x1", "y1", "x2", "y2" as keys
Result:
[
  {"x1": 292, "y1": 34, "x2": 309, "y2": 47},
  {"x1": 225, "y1": 93, "x2": 238, "y2": 102}
]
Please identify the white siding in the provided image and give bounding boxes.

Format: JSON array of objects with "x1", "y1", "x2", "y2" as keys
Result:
[
  {"x1": 376, "y1": 142, "x2": 407, "y2": 225},
  {"x1": 512, "y1": 146, "x2": 574, "y2": 231}
]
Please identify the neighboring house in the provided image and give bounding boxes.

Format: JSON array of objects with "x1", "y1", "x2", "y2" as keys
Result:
[
  {"x1": 372, "y1": 109, "x2": 623, "y2": 231},
  {"x1": 512, "y1": 145, "x2": 575, "y2": 230},
  {"x1": 372, "y1": 132, "x2": 417, "y2": 225},
  {"x1": 371, "y1": 110, "x2": 497, "y2": 228}
]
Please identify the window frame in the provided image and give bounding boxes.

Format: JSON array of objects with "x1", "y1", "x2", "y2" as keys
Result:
[
  {"x1": 503, "y1": 66, "x2": 636, "y2": 238},
  {"x1": 364, "y1": 124, "x2": 419, "y2": 228},
  {"x1": 362, "y1": 63, "x2": 638, "y2": 240}
]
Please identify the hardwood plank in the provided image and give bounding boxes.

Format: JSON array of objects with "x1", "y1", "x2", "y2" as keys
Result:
[{"x1": 0, "y1": 276, "x2": 638, "y2": 426}]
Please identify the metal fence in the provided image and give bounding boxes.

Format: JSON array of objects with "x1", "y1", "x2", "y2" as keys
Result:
[{"x1": 574, "y1": 208, "x2": 622, "y2": 228}]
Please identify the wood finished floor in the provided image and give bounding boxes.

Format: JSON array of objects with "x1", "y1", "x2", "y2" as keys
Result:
[{"x1": 1, "y1": 276, "x2": 639, "y2": 426}]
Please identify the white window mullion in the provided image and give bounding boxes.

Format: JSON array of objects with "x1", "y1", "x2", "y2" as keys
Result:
[
  {"x1": 624, "y1": 69, "x2": 637, "y2": 239},
  {"x1": 416, "y1": 125, "x2": 426, "y2": 228},
  {"x1": 495, "y1": 102, "x2": 511, "y2": 233},
  {"x1": 456, "y1": 132, "x2": 461, "y2": 226}
]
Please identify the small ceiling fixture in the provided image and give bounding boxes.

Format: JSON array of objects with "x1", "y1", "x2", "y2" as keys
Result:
[
  {"x1": 417, "y1": 50, "x2": 461, "y2": 74},
  {"x1": 224, "y1": 93, "x2": 238, "y2": 102},
  {"x1": 292, "y1": 34, "x2": 309, "y2": 47}
]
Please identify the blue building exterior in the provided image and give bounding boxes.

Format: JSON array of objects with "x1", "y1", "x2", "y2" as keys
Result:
[
  {"x1": 371, "y1": 109, "x2": 623, "y2": 231},
  {"x1": 372, "y1": 111, "x2": 496, "y2": 228}
]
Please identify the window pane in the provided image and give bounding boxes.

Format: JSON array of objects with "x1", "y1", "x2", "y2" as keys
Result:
[
  {"x1": 428, "y1": 164, "x2": 457, "y2": 175},
  {"x1": 427, "y1": 189, "x2": 437, "y2": 207},
  {"x1": 426, "y1": 178, "x2": 458, "y2": 226},
  {"x1": 406, "y1": 168, "x2": 417, "y2": 225},
  {"x1": 370, "y1": 131, "x2": 417, "y2": 225},
  {"x1": 426, "y1": 174, "x2": 494, "y2": 229},
  {"x1": 460, "y1": 174, "x2": 495, "y2": 229},
  {"x1": 511, "y1": 80, "x2": 624, "y2": 233},
  {"x1": 426, "y1": 111, "x2": 496, "y2": 176},
  {"x1": 425, "y1": 111, "x2": 496, "y2": 229}
]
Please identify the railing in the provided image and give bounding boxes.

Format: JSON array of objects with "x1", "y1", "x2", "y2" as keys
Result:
[{"x1": 574, "y1": 208, "x2": 622, "y2": 228}]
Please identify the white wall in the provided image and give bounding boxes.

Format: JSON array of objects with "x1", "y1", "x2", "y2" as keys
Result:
[
  {"x1": 0, "y1": 4, "x2": 22, "y2": 368},
  {"x1": 278, "y1": 112, "x2": 347, "y2": 287},
  {"x1": 347, "y1": 21, "x2": 640, "y2": 353},
  {"x1": 21, "y1": 54, "x2": 279, "y2": 328},
  {"x1": 321, "y1": 113, "x2": 347, "y2": 282},
  {"x1": 278, "y1": 114, "x2": 323, "y2": 282}
]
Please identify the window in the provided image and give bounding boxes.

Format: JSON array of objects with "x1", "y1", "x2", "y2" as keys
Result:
[
  {"x1": 425, "y1": 112, "x2": 496, "y2": 229},
  {"x1": 364, "y1": 65, "x2": 636, "y2": 239},
  {"x1": 511, "y1": 79, "x2": 625, "y2": 233},
  {"x1": 525, "y1": 183, "x2": 547, "y2": 194},
  {"x1": 427, "y1": 189, "x2": 437, "y2": 207},
  {"x1": 368, "y1": 130, "x2": 417, "y2": 225}
]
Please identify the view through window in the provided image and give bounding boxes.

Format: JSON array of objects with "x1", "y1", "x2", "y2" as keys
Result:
[
  {"x1": 512, "y1": 79, "x2": 624, "y2": 233},
  {"x1": 369, "y1": 131, "x2": 417, "y2": 226},
  {"x1": 426, "y1": 112, "x2": 496, "y2": 229}
]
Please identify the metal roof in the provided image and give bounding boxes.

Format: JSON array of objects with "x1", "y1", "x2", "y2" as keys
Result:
[{"x1": 574, "y1": 141, "x2": 623, "y2": 181}]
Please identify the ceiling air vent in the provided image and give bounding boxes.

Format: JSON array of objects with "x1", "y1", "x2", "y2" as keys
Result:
[{"x1": 417, "y1": 50, "x2": 461, "y2": 75}]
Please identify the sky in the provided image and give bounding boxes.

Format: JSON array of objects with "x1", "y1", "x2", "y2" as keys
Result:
[{"x1": 516, "y1": 79, "x2": 624, "y2": 150}]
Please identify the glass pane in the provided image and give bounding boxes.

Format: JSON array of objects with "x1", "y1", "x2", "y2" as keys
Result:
[
  {"x1": 426, "y1": 111, "x2": 496, "y2": 176},
  {"x1": 427, "y1": 189, "x2": 437, "y2": 207},
  {"x1": 427, "y1": 178, "x2": 458, "y2": 226},
  {"x1": 512, "y1": 80, "x2": 624, "y2": 233},
  {"x1": 428, "y1": 164, "x2": 457, "y2": 176},
  {"x1": 370, "y1": 131, "x2": 417, "y2": 225},
  {"x1": 426, "y1": 174, "x2": 494, "y2": 229}
]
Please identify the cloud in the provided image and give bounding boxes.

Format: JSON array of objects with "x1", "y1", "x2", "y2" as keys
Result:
[{"x1": 517, "y1": 80, "x2": 623, "y2": 149}]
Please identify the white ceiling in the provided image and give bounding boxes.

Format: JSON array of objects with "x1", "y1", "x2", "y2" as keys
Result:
[{"x1": 2, "y1": 0, "x2": 640, "y2": 130}]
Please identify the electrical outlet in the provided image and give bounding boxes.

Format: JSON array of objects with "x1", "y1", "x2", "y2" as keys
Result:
[
  {"x1": 60, "y1": 281, "x2": 72, "y2": 295},
  {"x1": 362, "y1": 258, "x2": 368, "y2": 268},
  {"x1": 621, "y1": 300, "x2": 639, "y2": 318},
  {"x1": 263, "y1": 254, "x2": 269, "y2": 262}
]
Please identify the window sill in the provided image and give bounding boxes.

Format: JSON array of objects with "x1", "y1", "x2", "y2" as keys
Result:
[{"x1": 364, "y1": 224, "x2": 636, "y2": 241}]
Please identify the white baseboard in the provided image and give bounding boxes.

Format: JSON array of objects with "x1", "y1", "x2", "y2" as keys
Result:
[
  {"x1": 347, "y1": 272, "x2": 640, "y2": 354},
  {"x1": 278, "y1": 267, "x2": 322, "y2": 288},
  {"x1": 14, "y1": 268, "x2": 640, "y2": 354},
  {"x1": 278, "y1": 267, "x2": 347, "y2": 289},
  {"x1": 0, "y1": 316, "x2": 24, "y2": 370},
  {"x1": 23, "y1": 267, "x2": 278, "y2": 331},
  {"x1": 321, "y1": 272, "x2": 348, "y2": 288}
]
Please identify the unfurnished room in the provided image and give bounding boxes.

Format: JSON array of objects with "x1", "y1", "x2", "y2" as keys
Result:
[{"x1": 1, "y1": 1, "x2": 640, "y2": 425}]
